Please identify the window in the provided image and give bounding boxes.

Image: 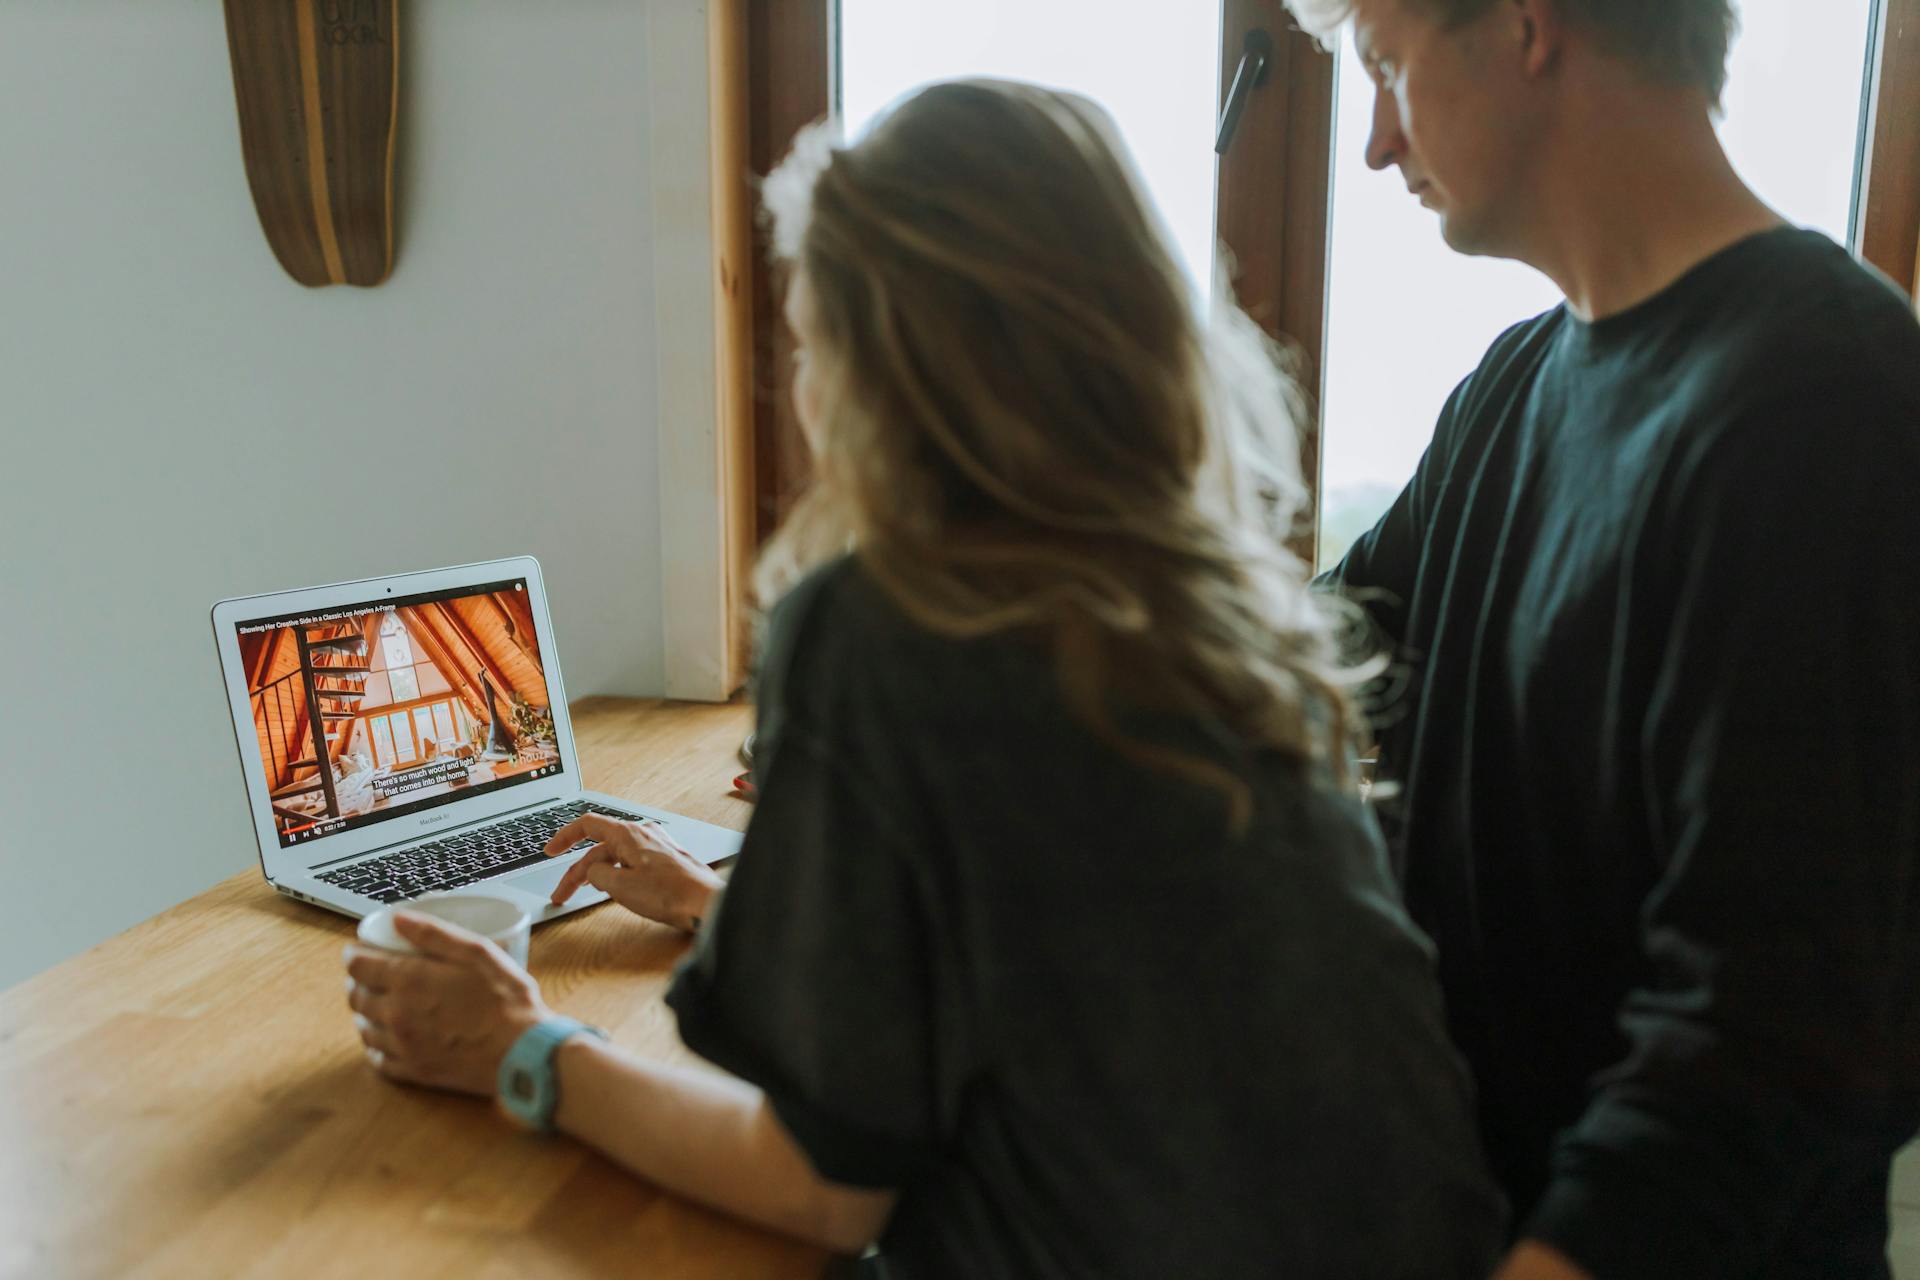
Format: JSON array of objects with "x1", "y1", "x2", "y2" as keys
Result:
[
  {"x1": 753, "y1": 0, "x2": 1294, "y2": 543},
  {"x1": 840, "y1": 0, "x2": 1224, "y2": 293},
  {"x1": 388, "y1": 665, "x2": 419, "y2": 704},
  {"x1": 1717, "y1": 1, "x2": 1876, "y2": 241},
  {"x1": 368, "y1": 611, "x2": 451, "y2": 708},
  {"x1": 379, "y1": 615, "x2": 415, "y2": 671},
  {"x1": 747, "y1": 1, "x2": 1920, "y2": 572},
  {"x1": 388, "y1": 711, "x2": 416, "y2": 764},
  {"x1": 1316, "y1": 0, "x2": 1882, "y2": 569},
  {"x1": 363, "y1": 696, "x2": 465, "y2": 771}
]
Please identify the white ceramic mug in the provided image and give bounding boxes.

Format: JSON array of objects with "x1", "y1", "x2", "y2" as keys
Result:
[{"x1": 356, "y1": 892, "x2": 532, "y2": 966}]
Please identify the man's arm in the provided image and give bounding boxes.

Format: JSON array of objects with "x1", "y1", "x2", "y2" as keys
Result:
[
  {"x1": 553, "y1": 1036, "x2": 898, "y2": 1254},
  {"x1": 1313, "y1": 375, "x2": 1471, "y2": 646},
  {"x1": 1314, "y1": 471, "x2": 1422, "y2": 646}
]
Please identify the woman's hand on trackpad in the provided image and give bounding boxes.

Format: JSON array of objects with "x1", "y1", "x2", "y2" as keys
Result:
[{"x1": 543, "y1": 814, "x2": 723, "y2": 934}]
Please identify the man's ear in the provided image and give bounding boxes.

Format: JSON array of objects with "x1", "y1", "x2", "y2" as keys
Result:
[{"x1": 1510, "y1": 0, "x2": 1568, "y2": 80}]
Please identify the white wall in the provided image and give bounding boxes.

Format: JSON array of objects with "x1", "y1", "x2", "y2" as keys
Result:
[{"x1": 0, "y1": 0, "x2": 698, "y2": 988}]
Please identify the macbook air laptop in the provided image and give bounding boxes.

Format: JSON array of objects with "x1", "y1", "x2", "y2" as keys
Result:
[{"x1": 211, "y1": 557, "x2": 741, "y2": 923}]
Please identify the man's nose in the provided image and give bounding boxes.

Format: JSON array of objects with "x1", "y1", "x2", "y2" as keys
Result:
[{"x1": 1364, "y1": 84, "x2": 1403, "y2": 172}]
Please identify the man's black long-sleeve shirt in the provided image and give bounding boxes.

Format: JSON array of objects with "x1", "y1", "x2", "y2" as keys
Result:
[{"x1": 1326, "y1": 227, "x2": 1920, "y2": 1278}]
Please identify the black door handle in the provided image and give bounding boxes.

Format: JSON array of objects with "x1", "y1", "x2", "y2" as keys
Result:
[{"x1": 1215, "y1": 28, "x2": 1275, "y2": 155}]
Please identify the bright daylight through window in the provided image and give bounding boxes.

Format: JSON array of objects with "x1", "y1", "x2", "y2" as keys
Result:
[{"x1": 840, "y1": 0, "x2": 1223, "y2": 296}]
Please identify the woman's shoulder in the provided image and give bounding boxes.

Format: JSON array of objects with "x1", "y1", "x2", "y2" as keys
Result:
[
  {"x1": 761, "y1": 554, "x2": 895, "y2": 655},
  {"x1": 763, "y1": 554, "x2": 917, "y2": 673},
  {"x1": 755, "y1": 554, "x2": 994, "y2": 735}
]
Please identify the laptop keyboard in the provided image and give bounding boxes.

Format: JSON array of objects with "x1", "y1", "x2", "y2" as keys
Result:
[{"x1": 316, "y1": 800, "x2": 655, "y2": 904}]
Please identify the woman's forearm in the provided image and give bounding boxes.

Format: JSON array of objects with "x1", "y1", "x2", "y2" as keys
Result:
[{"x1": 550, "y1": 1036, "x2": 897, "y2": 1253}]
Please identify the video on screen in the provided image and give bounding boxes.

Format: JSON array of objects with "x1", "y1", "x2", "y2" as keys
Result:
[{"x1": 236, "y1": 579, "x2": 561, "y2": 847}]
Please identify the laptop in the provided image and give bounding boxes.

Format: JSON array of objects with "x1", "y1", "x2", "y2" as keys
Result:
[{"x1": 211, "y1": 557, "x2": 742, "y2": 923}]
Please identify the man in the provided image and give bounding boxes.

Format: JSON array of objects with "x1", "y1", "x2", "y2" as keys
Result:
[{"x1": 1290, "y1": 0, "x2": 1920, "y2": 1276}]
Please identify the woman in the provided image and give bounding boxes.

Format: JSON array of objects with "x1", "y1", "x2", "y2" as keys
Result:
[{"x1": 344, "y1": 80, "x2": 1504, "y2": 1276}]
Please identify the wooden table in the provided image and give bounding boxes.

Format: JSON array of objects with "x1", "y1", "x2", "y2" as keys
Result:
[{"x1": 0, "y1": 699, "x2": 827, "y2": 1280}]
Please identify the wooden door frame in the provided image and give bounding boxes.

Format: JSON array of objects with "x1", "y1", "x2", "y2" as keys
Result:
[{"x1": 650, "y1": 0, "x2": 759, "y2": 700}]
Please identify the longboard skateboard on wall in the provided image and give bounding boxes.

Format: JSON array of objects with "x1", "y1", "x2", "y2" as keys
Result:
[{"x1": 223, "y1": 0, "x2": 399, "y2": 287}]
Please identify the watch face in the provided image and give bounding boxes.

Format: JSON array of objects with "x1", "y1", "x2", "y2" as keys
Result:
[{"x1": 509, "y1": 1068, "x2": 536, "y2": 1102}]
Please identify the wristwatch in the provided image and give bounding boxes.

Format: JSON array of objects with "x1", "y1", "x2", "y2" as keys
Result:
[{"x1": 496, "y1": 1016, "x2": 608, "y2": 1133}]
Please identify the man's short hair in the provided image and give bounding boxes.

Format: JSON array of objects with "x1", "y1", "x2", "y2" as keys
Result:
[{"x1": 1288, "y1": 0, "x2": 1737, "y2": 107}]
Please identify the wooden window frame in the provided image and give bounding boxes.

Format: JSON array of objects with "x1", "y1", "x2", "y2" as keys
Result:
[
  {"x1": 1858, "y1": 0, "x2": 1920, "y2": 299},
  {"x1": 1217, "y1": 1, "x2": 1335, "y2": 569},
  {"x1": 347, "y1": 692, "x2": 463, "y2": 770},
  {"x1": 746, "y1": 0, "x2": 836, "y2": 549},
  {"x1": 353, "y1": 694, "x2": 460, "y2": 767}
]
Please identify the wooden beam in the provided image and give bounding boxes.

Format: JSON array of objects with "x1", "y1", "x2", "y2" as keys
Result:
[
  {"x1": 505, "y1": 591, "x2": 553, "y2": 674},
  {"x1": 426, "y1": 601, "x2": 523, "y2": 707},
  {"x1": 501, "y1": 588, "x2": 539, "y2": 640},
  {"x1": 480, "y1": 591, "x2": 542, "y2": 667},
  {"x1": 281, "y1": 678, "x2": 312, "y2": 794},
  {"x1": 248, "y1": 628, "x2": 289, "y2": 778},
  {"x1": 247, "y1": 626, "x2": 287, "y2": 692},
  {"x1": 260, "y1": 677, "x2": 300, "y2": 792}
]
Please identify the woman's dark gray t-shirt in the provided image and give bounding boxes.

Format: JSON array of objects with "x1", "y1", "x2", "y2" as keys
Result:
[{"x1": 667, "y1": 557, "x2": 1504, "y2": 1277}]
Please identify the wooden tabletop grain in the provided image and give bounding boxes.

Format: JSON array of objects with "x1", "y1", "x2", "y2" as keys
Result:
[{"x1": 0, "y1": 697, "x2": 827, "y2": 1280}]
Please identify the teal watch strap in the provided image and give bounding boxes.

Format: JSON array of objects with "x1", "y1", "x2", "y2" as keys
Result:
[{"x1": 497, "y1": 1016, "x2": 607, "y2": 1133}]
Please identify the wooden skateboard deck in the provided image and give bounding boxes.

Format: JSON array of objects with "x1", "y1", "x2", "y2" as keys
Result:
[{"x1": 223, "y1": 1, "x2": 399, "y2": 286}]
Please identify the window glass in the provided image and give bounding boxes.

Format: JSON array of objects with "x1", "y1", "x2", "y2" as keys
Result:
[
  {"x1": 371, "y1": 717, "x2": 395, "y2": 769},
  {"x1": 1315, "y1": 0, "x2": 1875, "y2": 569},
  {"x1": 414, "y1": 706, "x2": 437, "y2": 752},
  {"x1": 381, "y1": 633, "x2": 412, "y2": 671},
  {"x1": 1715, "y1": 0, "x2": 1875, "y2": 240},
  {"x1": 431, "y1": 703, "x2": 455, "y2": 744},
  {"x1": 379, "y1": 613, "x2": 414, "y2": 669},
  {"x1": 389, "y1": 712, "x2": 416, "y2": 762},
  {"x1": 840, "y1": 0, "x2": 1223, "y2": 295},
  {"x1": 388, "y1": 666, "x2": 420, "y2": 704}
]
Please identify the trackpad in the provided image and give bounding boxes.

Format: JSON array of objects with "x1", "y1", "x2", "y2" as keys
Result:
[{"x1": 497, "y1": 858, "x2": 593, "y2": 906}]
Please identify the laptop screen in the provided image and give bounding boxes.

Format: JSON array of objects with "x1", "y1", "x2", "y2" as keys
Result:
[{"x1": 234, "y1": 577, "x2": 564, "y2": 848}]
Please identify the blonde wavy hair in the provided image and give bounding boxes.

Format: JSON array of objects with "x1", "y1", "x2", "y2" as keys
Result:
[{"x1": 758, "y1": 80, "x2": 1372, "y2": 825}]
